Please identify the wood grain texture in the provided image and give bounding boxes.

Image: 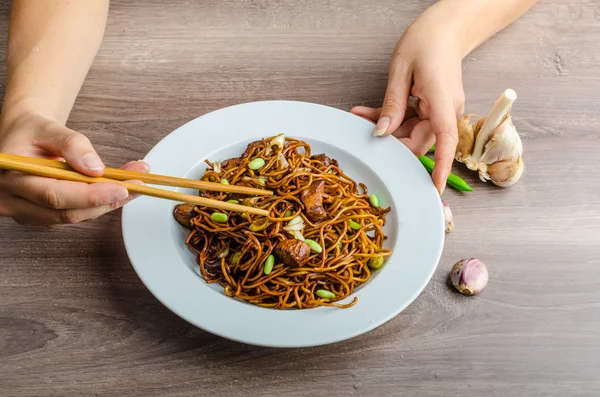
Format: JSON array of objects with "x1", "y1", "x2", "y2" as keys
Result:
[{"x1": 1, "y1": 1, "x2": 600, "y2": 396}]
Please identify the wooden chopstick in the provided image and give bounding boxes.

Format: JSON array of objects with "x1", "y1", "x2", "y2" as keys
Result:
[
  {"x1": 0, "y1": 153, "x2": 272, "y2": 197},
  {"x1": 0, "y1": 154, "x2": 269, "y2": 216}
]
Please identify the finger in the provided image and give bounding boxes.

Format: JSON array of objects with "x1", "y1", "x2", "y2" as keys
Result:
[
  {"x1": 391, "y1": 117, "x2": 421, "y2": 139},
  {"x1": 33, "y1": 124, "x2": 106, "y2": 176},
  {"x1": 350, "y1": 106, "x2": 381, "y2": 123},
  {"x1": 65, "y1": 180, "x2": 145, "y2": 222},
  {"x1": 121, "y1": 160, "x2": 150, "y2": 173},
  {"x1": 403, "y1": 106, "x2": 417, "y2": 121},
  {"x1": 456, "y1": 103, "x2": 465, "y2": 118},
  {"x1": 374, "y1": 58, "x2": 412, "y2": 137},
  {"x1": 351, "y1": 106, "x2": 417, "y2": 125},
  {"x1": 429, "y1": 97, "x2": 459, "y2": 194},
  {"x1": 6, "y1": 159, "x2": 150, "y2": 210},
  {"x1": 398, "y1": 119, "x2": 436, "y2": 156},
  {"x1": 7, "y1": 193, "x2": 137, "y2": 226},
  {"x1": 6, "y1": 174, "x2": 129, "y2": 210}
]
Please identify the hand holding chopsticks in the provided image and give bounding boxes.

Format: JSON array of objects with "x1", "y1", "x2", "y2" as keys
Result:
[{"x1": 0, "y1": 153, "x2": 271, "y2": 217}]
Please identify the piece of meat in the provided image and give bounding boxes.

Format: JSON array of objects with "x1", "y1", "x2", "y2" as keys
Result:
[
  {"x1": 221, "y1": 157, "x2": 242, "y2": 170},
  {"x1": 310, "y1": 154, "x2": 338, "y2": 168},
  {"x1": 273, "y1": 239, "x2": 311, "y2": 268},
  {"x1": 241, "y1": 140, "x2": 263, "y2": 159},
  {"x1": 173, "y1": 203, "x2": 196, "y2": 229},
  {"x1": 300, "y1": 180, "x2": 327, "y2": 222}
]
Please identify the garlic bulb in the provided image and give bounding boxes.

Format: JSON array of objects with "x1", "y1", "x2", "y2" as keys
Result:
[
  {"x1": 450, "y1": 258, "x2": 488, "y2": 296},
  {"x1": 456, "y1": 89, "x2": 524, "y2": 187}
]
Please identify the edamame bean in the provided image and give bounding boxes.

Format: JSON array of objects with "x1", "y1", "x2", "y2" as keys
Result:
[
  {"x1": 211, "y1": 212, "x2": 228, "y2": 223},
  {"x1": 226, "y1": 199, "x2": 239, "y2": 204},
  {"x1": 220, "y1": 179, "x2": 229, "y2": 185},
  {"x1": 368, "y1": 256, "x2": 384, "y2": 270},
  {"x1": 248, "y1": 158, "x2": 265, "y2": 170},
  {"x1": 316, "y1": 289, "x2": 336, "y2": 299},
  {"x1": 304, "y1": 239, "x2": 323, "y2": 253},
  {"x1": 264, "y1": 255, "x2": 275, "y2": 275},
  {"x1": 369, "y1": 194, "x2": 379, "y2": 208},
  {"x1": 347, "y1": 220, "x2": 361, "y2": 230}
]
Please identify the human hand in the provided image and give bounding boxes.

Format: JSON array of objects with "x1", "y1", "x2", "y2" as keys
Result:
[
  {"x1": 0, "y1": 113, "x2": 149, "y2": 226},
  {"x1": 351, "y1": 9, "x2": 466, "y2": 193}
]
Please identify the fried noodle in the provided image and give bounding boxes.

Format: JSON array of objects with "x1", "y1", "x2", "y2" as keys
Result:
[{"x1": 179, "y1": 135, "x2": 391, "y2": 309}]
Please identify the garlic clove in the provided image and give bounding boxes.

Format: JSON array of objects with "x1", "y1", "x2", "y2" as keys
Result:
[
  {"x1": 441, "y1": 200, "x2": 454, "y2": 233},
  {"x1": 486, "y1": 157, "x2": 524, "y2": 187},
  {"x1": 450, "y1": 258, "x2": 488, "y2": 296},
  {"x1": 479, "y1": 116, "x2": 522, "y2": 165},
  {"x1": 455, "y1": 116, "x2": 475, "y2": 162}
]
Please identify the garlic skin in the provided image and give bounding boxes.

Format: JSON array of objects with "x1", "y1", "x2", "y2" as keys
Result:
[
  {"x1": 455, "y1": 116, "x2": 475, "y2": 163},
  {"x1": 482, "y1": 157, "x2": 524, "y2": 187},
  {"x1": 479, "y1": 116, "x2": 522, "y2": 165},
  {"x1": 450, "y1": 258, "x2": 488, "y2": 296},
  {"x1": 441, "y1": 200, "x2": 454, "y2": 233}
]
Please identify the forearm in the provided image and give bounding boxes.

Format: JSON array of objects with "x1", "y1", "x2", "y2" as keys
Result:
[
  {"x1": 1, "y1": 0, "x2": 109, "y2": 127},
  {"x1": 415, "y1": 0, "x2": 539, "y2": 57}
]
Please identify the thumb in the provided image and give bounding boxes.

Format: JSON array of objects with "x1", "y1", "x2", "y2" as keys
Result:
[
  {"x1": 36, "y1": 124, "x2": 106, "y2": 177},
  {"x1": 374, "y1": 61, "x2": 412, "y2": 137}
]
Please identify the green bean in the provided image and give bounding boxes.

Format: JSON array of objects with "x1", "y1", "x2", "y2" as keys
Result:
[
  {"x1": 368, "y1": 256, "x2": 384, "y2": 270},
  {"x1": 418, "y1": 156, "x2": 473, "y2": 192},
  {"x1": 264, "y1": 255, "x2": 275, "y2": 275},
  {"x1": 248, "y1": 158, "x2": 265, "y2": 170},
  {"x1": 304, "y1": 239, "x2": 323, "y2": 253},
  {"x1": 369, "y1": 194, "x2": 379, "y2": 208},
  {"x1": 211, "y1": 212, "x2": 228, "y2": 223},
  {"x1": 316, "y1": 289, "x2": 336, "y2": 299},
  {"x1": 347, "y1": 220, "x2": 361, "y2": 230},
  {"x1": 428, "y1": 144, "x2": 436, "y2": 153}
]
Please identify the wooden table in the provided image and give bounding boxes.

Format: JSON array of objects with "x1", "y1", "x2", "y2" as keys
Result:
[{"x1": 1, "y1": 1, "x2": 599, "y2": 395}]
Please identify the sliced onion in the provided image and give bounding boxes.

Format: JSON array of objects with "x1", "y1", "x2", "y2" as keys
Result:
[
  {"x1": 217, "y1": 248, "x2": 230, "y2": 259},
  {"x1": 277, "y1": 152, "x2": 289, "y2": 169},
  {"x1": 268, "y1": 133, "x2": 285, "y2": 154},
  {"x1": 249, "y1": 218, "x2": 270, "y2": 232},
  {"x1": 244, "y1": 197, "x2": 260, "y2": 206},
  {"x1": 287, "y1": 216, "x2": 303, "y2": 227},
  {"x1": 283, "y1": 223, "x2": 304, "y2": 232},
  {"x1": 289, "y1": 230, "x2": 305, "y2": 241},
  {"x1": 284, "y1": 216, "x2": 305, "y2": 237},
  {"x1": 213, "y1": 161, "x2": 222, "y2": 173}
]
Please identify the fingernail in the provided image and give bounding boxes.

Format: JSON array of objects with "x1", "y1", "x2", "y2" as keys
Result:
[
  {"x1": 137, "y1": 160, "x2": 151, "y2": 173},
  {"x1": 373, "y1": 117, "x2": 390, "y2": 137},
  {"x1": 82, "y1": 153, "x2": 105, "y2": 171},
  {"x1": 110, "y1": 187, "x2": 129, "y2": 203}
]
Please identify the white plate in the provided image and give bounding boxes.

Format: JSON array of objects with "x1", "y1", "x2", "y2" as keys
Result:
[{"x1": 122, "y1": 101, "x2": 444, "y2": 348}]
